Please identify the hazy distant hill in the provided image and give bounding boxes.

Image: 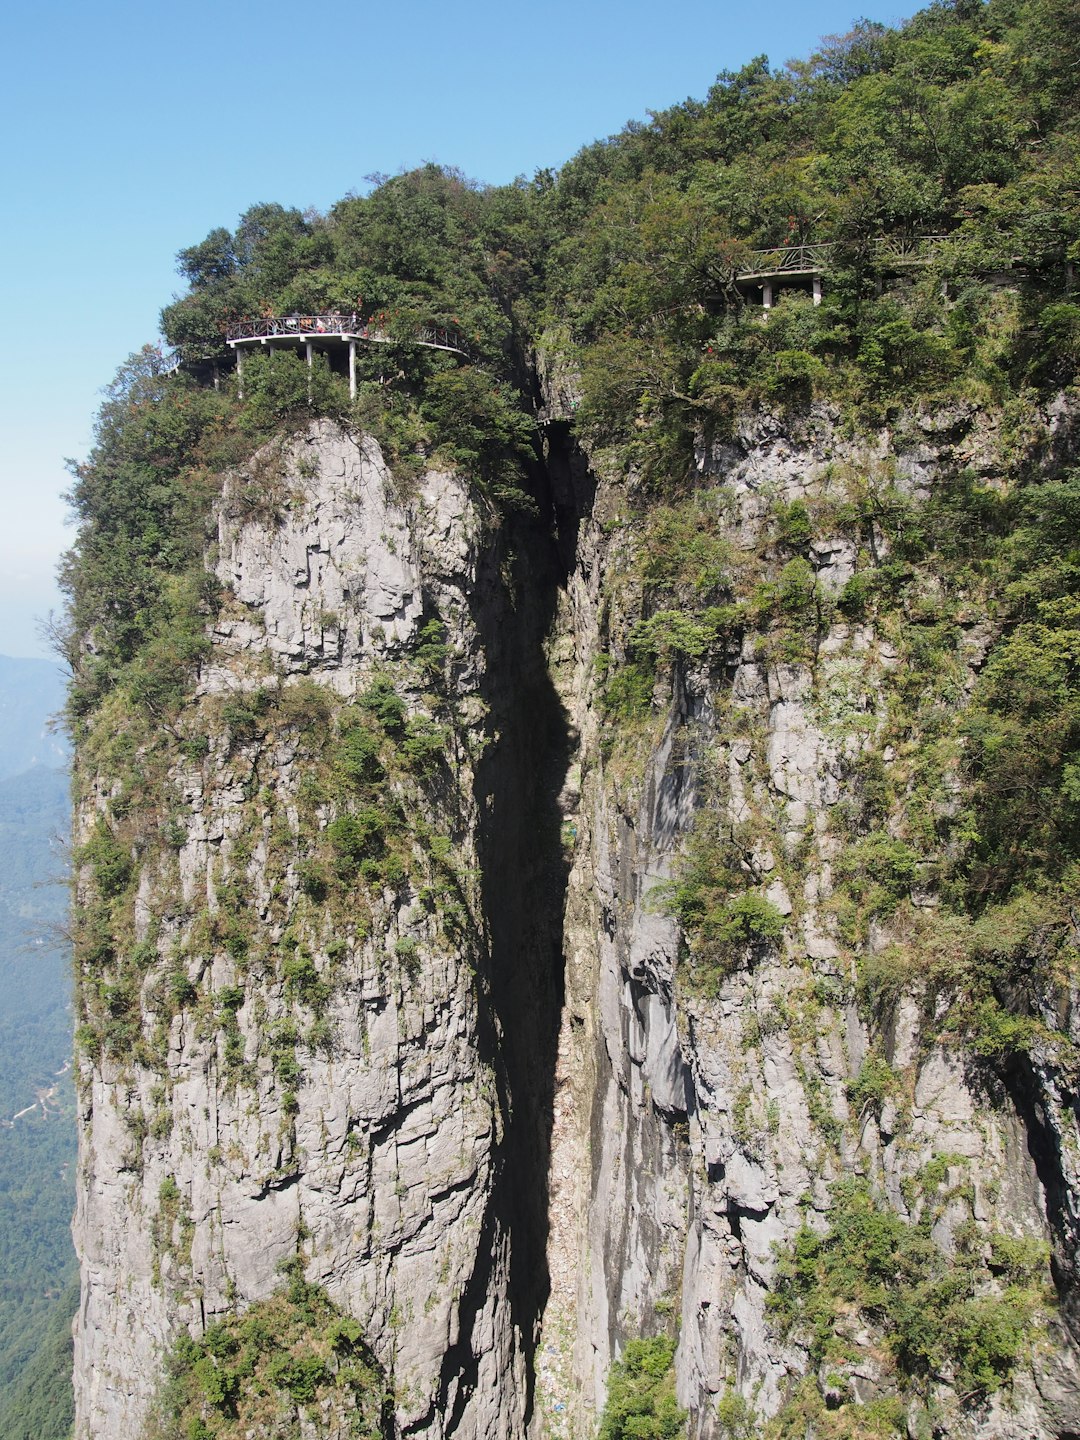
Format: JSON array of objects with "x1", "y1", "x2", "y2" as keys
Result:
[
  {"x1": 0, "y1": 656, "x2": 74, "y2": 1439},
  {"x1": 0, "y1": 762, "x2": 70, "y2": 1104},
  {"x1": 0, "y1": 656, "x2": 68, "y2": 782}
]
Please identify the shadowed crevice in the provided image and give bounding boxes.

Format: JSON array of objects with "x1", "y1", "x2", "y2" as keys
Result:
[{"x1": 428, "y1": 425, "x2": 585, "y2": 1435}]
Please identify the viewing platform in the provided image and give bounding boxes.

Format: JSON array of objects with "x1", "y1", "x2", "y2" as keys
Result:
[
  {"x1": 735, "y1": 236, "x2": 948, "y2": 307},
  {"x1": 225, "y1": 315, "x2": 474, "y2": 398}
]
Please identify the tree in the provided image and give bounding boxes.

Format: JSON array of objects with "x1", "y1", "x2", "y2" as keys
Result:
[{"x1": 176, "y1": 228, "x2": 236, "y2": 288}]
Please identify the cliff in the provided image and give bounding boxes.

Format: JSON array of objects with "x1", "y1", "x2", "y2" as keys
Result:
[
  {"x1": 72, "y1": 422, "x2": 566, "y2": 1438},
  {"x1": 70, "y1": 392, "x2": 1080, "y2": 1439},
  {"x1": 542, "y1": 394, "x2": 1080, "y2": 1439}
]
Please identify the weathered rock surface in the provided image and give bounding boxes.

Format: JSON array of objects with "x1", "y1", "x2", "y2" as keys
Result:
[
  {"x1": 538, "y1": 400, "x2": 1080, "y2": 1439},
  {"x1": 73, "y1": 405, "x2": 1080, "y2": 1439},
  {"x1": 73, "y1": 422, "x2": 552, "y2": 1439}
]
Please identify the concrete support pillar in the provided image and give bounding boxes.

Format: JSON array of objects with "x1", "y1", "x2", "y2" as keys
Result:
[
  {"x1": 349, "y1": 339, "x2": 357, "y2": 401},
  {"x1": 813, "y1": 274, "x2": 823, "y2": 306},
  {"x1": 762, "y1": 281, "x2": 773, "y2": 310},
  {"x1": 306, "y1": 341, "x2": 313, "y2": 403},
  {"x1": 236, "y1": 351, "x2": 244, "y2": 400}
]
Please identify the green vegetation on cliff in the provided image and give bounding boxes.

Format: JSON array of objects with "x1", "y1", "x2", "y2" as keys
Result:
[
  {"x1": 142, "y1": 1266, "x2": 391, "y2": 1440},
  {"x1": 598, "y1": 1337, "x2": 686, "y2": 1440},
  {"x1": 769, "y1": 1173, "x2": 1049, "y2": 1431}
]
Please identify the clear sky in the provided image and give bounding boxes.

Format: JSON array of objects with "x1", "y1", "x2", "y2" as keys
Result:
[{"x1": 0, "y1": 0, "x2": 907, "y2": 660}]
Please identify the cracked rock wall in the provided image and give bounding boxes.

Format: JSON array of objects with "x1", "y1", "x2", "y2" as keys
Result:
[
  {"x1": 537, "y1": 401, "x2": 1080, "y2": 1439},
  {"x1": 72, "y1": 401, "x2": 1080, "y2": 1440},
  {"x1": 73, "y1": 422, "x2": 536, "y2": 1440}
]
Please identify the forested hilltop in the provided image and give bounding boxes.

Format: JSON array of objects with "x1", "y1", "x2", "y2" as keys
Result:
[
  {"x1": 157, "y1": 0, "x2": 1080, "y2": 455},
  {"x1": 60, "y1": 1, "x2": 1080, "y2": 1437},
  {"x1": 68, "y1": 0, "x2": 1080, "y2": 1051},
  {"x1": 73, "y1": 0, "x2": 1080, "y2": 666}
]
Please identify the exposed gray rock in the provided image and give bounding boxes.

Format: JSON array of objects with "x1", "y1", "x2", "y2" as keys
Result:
[
  {"x1": 73, "y1": 403, "x2": 1080, "y2": 1440},
  {"x1": 537, "y1": 400, "x2": 1080, "y2": 1440},
  {"x1": 73, "y1": 423, "x2": 527, "y2": 1440}
]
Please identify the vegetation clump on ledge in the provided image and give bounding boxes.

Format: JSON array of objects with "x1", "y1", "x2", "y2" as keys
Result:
[
  {"x1": 768, "y1": 1173, "x2": 1052, "y2": 1435},
  {"x1": 598, "y1": 1336, "x2": 687, "y2": 1440},
  {"x1": 141, "y1": 1264, "x2": 392, "y2": 1440}
]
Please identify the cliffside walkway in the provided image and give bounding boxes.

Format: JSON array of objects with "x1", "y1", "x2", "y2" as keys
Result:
[
  {"x1": 736, "y1": 235, "x2": 947, "y2": 307},
  {"x1": 225, "y1": 314, "x2": 475, "y2": 398}
]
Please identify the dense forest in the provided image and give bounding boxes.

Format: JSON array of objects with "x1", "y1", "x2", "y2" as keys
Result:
[{"x1": 57, "y1": 0, "x2": 1080, "y2": 1435}]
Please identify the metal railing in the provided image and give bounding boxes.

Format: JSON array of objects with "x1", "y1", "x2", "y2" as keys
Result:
[
  {"x1": 225, "y1": 315, "x2": 474, "y2": 359},
  {"x1": 738, "y1": 242, "x2": 838, "y2": 277},
  {"x1": 870, "y1": 234, "x2": 948, "y2": 265},
  {"x1": 414, "y1": 324, "x2": 476, "y2": 357},
  {"x1": 736, "y1": 235, "x2": 950, "y2": 280},
  {"x1": 227, "y1": 314, "x2": 363, "y2": 340}
]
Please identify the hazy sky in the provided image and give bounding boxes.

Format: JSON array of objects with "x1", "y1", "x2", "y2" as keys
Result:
[{"x1": 0, "y1": 0, "x2": 907, "y2": 660}]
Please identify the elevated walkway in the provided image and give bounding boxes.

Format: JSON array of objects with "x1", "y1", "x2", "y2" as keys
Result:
[
  {"x1": 225, "y1": 315, "x2": 474, "y2": 398},
  {"x1": 735, "y1": 236, "x2": 948, "y2": 307}
]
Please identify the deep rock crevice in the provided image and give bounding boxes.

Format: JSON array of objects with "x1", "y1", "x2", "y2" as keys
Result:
[{"x1": 467, "y1": 434, "x2": 583, "y2": 1427}]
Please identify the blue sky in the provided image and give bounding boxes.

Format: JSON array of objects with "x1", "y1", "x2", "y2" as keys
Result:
[{"x1": 0, "y1": 0, "x2": 907, "y2": 660}]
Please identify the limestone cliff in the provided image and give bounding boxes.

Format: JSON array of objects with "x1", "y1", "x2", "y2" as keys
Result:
[
  {"x1": 73, "y1": 422, "x2": 565, "y2": 1438},
  {"x1": 72, "y1": 400, "x2": 1080, "y2": 1440},
  {"x1": 540, "y1": 397, "x2": 1080, "y2": 1439}
]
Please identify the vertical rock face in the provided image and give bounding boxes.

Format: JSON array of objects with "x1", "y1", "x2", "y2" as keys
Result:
[
  {"x1": 73, "y1": 406, "x2": 1080, "y2": 1438},
  {"x1": 540, "y1": 402, "x2": 1080, "y2": 1439},
  {"x1": 73, "y1": 422, "x2": 564, "y2": 1439}
]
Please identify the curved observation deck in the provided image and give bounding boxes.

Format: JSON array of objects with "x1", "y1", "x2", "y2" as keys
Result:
[{"x1": 225, "y1": 315, "x2": 474, "y2": 397}]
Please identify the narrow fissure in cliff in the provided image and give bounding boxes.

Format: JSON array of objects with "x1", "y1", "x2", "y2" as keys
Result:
[
  {"x1": 1002, "y1": 1053, "x2": 1080, "y2": 1344},
  {"x1": 450, "y1": 425, "x2": 586, "y2": 1428}
]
